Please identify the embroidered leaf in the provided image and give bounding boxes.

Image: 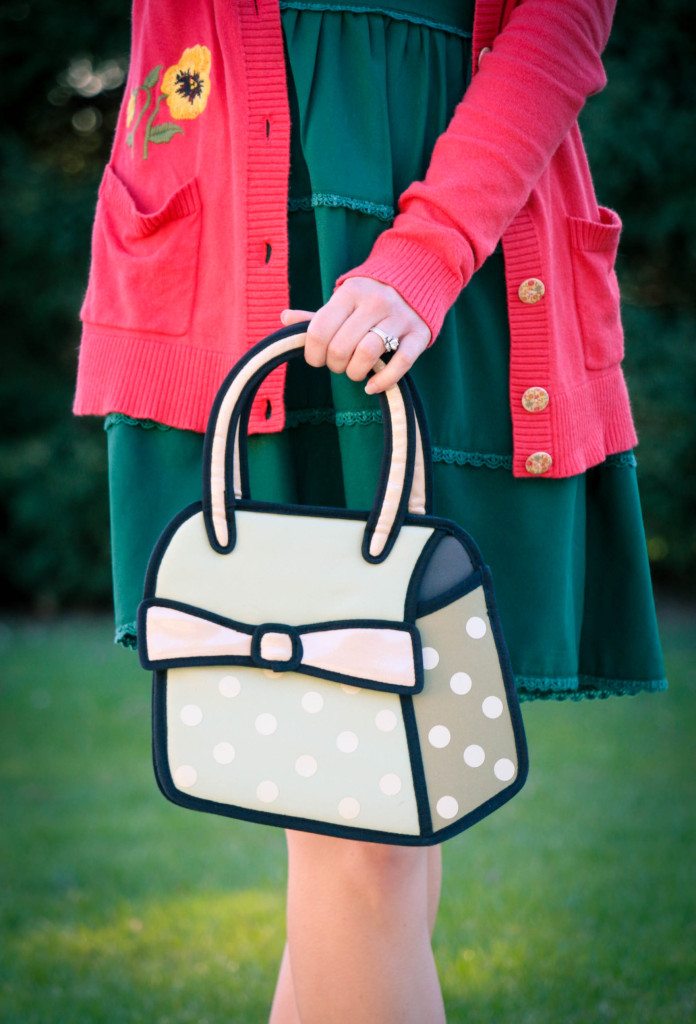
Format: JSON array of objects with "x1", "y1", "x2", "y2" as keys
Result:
[
  {"x1": 147, "y1": 122, "x2": 184, "y2": 144},
  {"x1": 143, "y1": 64, "x2": 163, "y2": 89}
]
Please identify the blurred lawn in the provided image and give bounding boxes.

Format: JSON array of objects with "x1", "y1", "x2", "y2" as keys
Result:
[{"x1": 1, "y1": 605, "x2": 694, "y2": 1024}]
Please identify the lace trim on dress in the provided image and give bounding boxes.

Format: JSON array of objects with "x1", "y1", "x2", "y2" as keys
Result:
[
  {"x1": 115, "y1": 622, "x2": 138, "y2": 649},
  {"x1": 285, "y1": 406, "x2": 384, "y2": 428},
  {"x1": 104, "y1": 413, "x2": 174, "y2": 431},
  {"x1": 105, "y1": 410, "x2": 638, "y2": 470},
  {"x1": 516, "y1": 674, "x2": 669, "y2": 701},
  {"x1": 288, "y1": 193, "x2": 395, "y2": 222}
]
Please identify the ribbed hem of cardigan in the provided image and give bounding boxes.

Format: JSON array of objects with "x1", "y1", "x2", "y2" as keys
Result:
[
  {"x1": 502, "y1": 364, "x2": 639, "y2": 479},
  {"x1": 333, "y1": 233, "x2": 466, "y2": 346},
  {"x1": 71, "y1": 329, "x2": 289, "y2": 435},
  {"x1": 535, "y1": 368, "x2": 639, "y2": 479}
]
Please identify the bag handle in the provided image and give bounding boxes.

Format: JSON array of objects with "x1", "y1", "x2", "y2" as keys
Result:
[
  {"x1": 231, "y1": 337, "x2": 432, "y2": 515},
  {"x1": 202, "y1": 322, "x2": 433, "y2": 563}
]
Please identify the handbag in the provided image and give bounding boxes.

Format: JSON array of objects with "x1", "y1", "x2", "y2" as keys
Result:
[{"x1": 137, "y1": 321, "x2": 529, "y2": 845}]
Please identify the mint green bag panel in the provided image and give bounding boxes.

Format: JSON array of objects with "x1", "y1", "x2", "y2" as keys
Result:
[{"x1": 137, "y1": 321, "x2": 529, "y2": 846}]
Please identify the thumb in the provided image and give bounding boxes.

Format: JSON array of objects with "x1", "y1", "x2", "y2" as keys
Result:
[{"x1": 280, "y1": 308, "x2": 316, "y2": 324}]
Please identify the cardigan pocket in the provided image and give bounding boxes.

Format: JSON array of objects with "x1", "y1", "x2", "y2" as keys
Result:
[
  {"x1": 567, "y1": 205, "x2": 625, "y2": 371},
  {"x1": 80, "y1": 165, "x2": 202, "y2": 337}
]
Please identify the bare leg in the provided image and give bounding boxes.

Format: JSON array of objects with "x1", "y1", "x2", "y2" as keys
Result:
[
  {"x1": 268, "y1": 832, "x2": 444, "y2": 1024},
  {"x1": 268, "y1": 940, "x2": 302, "y2": 1024}
]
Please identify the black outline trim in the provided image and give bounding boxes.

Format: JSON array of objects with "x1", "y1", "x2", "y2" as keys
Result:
[
  {"x1": 401, "y1": 372, "x2": 434, "y2": 516},
  {"x1": 360, "y1": 373, "x2": 417, "y2": 564},
  {"x1": 400, "y1": 692, "x2": 433, "y2": 836},
  {"x1": 250, "y1": 622, "x2": 303, "y2": 673}
]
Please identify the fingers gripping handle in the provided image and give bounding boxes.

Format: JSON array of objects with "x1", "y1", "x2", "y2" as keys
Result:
[
  {"x1": 202, "y1": 322, "x2": 428, "y2": 561},
  {"x1": 231, "y1": 354, "x2": 428, "y2": 515}
]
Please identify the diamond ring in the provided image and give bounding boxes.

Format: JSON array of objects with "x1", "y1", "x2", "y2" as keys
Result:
[{"x1": 369, "y1": 326, "x2": 400, "y2": 353}]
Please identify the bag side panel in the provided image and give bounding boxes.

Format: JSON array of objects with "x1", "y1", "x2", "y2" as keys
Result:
[{"x1": 411, "y1": 581, "x2": 527, "y2": 834}]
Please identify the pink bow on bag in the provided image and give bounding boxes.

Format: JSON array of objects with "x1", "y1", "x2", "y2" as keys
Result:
[{"x1": 141, "y1": 601, "x2": 424, "y2": 694}]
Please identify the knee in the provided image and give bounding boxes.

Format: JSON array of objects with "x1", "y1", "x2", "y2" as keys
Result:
[{"x1": 285, "y1": 828, "x2": 427, "y2": 898}]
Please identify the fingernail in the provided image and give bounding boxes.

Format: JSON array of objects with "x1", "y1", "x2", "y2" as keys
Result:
[
  {"x1": 280, "y1": 310, "x2": 288, "y2": 322},
  {"x1": 364, "y1": 382, "x2": 376, "y2": 394}
]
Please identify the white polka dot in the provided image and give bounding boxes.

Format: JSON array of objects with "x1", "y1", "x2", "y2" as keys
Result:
[
  {"x1": 494, "y1": 758, "x2": 516, "y2": 782},
  {"x1": 465, "y1": 616, "x2": 487, "y2": 639},
  {"x1": 219, "y1": 675, "x2": 241, "y2": 698},
  {"x1": 295, "y1": 754, "x2": 317, "y2": 777},
  {"x1": 180, "y1": 704, "x2": 203, "y2": 726},
  {"x1": 341, "y1": 684, "x2": 360, "y2": 694},
  {"x1": 428, "y1": 724, "x2": 451, "y2": 748},
  {"x1": 336, "y1": 730, "x2": 359, "y2": 753},
  {"x1": 301, "y1": 691, "x2": 324, "y2": 713},
  {"x1": 255, "y1": 712, "x2": 277, "y2": 735},
  {"x1": 213, "y1": 742, "x2": 235, "y2": 764},
  {"x1": 379, "y1": 773, "x2": 402, "y2": 796},
  {"x1": 173, "y1": 765, "x2": 197, "y2": 789},
  {"x1": 338, "y1": 796, "x2": 360, "y2": 819},
  {"x1": 436, "y1": 795, "x2": 459, "y2": 819},
  {"x1": 450, "y1": 672, "x2": 472, "y2": 695},
  {"x1": 463, "y1": 744, "x2": 485, "y2": 767},
  {"x1": 482, "y1": 695, "x2": 504, "y2": 719},
  {"x1": 257, "y1": 780, "x2": 279, "y2": 802},
  {"x1": 422, "y1": 646, "x2": 440, "y2": 669},
  {"x1": 375, "y1": 709, "x2": 397, "y2": 732}
]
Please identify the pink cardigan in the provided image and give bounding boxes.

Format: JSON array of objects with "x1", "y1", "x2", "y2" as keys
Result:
[{"x1": 72, "y1": 0, "x2": 639, "y2": 478}]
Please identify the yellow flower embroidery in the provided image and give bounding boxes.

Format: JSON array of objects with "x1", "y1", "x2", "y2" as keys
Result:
[
  {"x1": 126, "y1": 91, "x2": 137, "y2": 128},
  {"x1": 161, "y1": 45, "x2": 212, "y2": 121}
]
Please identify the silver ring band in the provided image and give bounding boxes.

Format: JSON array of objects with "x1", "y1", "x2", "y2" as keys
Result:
[{"x1": 369, "y1": 326, "x2": 400, "y2": 353}]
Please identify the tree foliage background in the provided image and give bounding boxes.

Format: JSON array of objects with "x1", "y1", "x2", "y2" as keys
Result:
[{"x1": 1, "y1": 0, "x2": 694, "y2": 613}]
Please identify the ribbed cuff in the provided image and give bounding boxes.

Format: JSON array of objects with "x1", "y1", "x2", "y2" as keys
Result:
[{"x1": 333, "y1": 234, "x2": 467, "y2": 347}]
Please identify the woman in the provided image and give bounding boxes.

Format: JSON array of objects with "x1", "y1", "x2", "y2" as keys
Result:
[{"x1": 73, "y1": 0, "x2": 668, "y2": 1020}]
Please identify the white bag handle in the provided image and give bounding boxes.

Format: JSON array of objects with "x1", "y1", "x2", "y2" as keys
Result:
[{"x1": 202, "y1": 322, "x2": 431, "y2": 562}]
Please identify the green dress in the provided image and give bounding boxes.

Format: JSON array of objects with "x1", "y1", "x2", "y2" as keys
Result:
[{"x1": 103, "y1": 0, "x2": 669, "y2": 703}]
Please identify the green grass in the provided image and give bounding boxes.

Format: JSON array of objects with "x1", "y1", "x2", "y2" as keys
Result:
[{"x1": 1, "y1": 606, "x2": 694, "y2": 1023}]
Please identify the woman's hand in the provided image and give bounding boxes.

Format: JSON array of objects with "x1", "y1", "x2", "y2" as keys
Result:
[{"x1": 279, "y1": 276, "x2": 431, "y2": 394}]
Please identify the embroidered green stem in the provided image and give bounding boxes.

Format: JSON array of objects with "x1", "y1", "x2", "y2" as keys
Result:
[
  {"x1": 143, "y1": 92, "x2": 166, "y2": 160},
  {"x1": 126, "y1": 64, "x2": 162, "y2": 151},
  {"x1": 126, "y1": 86, "x2": 150, "y2": 149}
]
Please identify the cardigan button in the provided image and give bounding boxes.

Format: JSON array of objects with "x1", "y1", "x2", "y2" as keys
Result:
[
  {"x1": 477, "y1": 46, "x2": 492, "y2": 69},
  {"x1": 518, "y1": 278, "x2": 545, "y2": 303},
  {"x1": 521, "y1": 386, "x2": 549, "y2": 412},
  {"x1": 525, "y1": 451, "x2": 553, "y2": 475}
]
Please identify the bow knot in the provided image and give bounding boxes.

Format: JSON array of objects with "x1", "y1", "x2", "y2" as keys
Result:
[{"x1": 251, "y1": 624, "x2": 303, "y2": 671}]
